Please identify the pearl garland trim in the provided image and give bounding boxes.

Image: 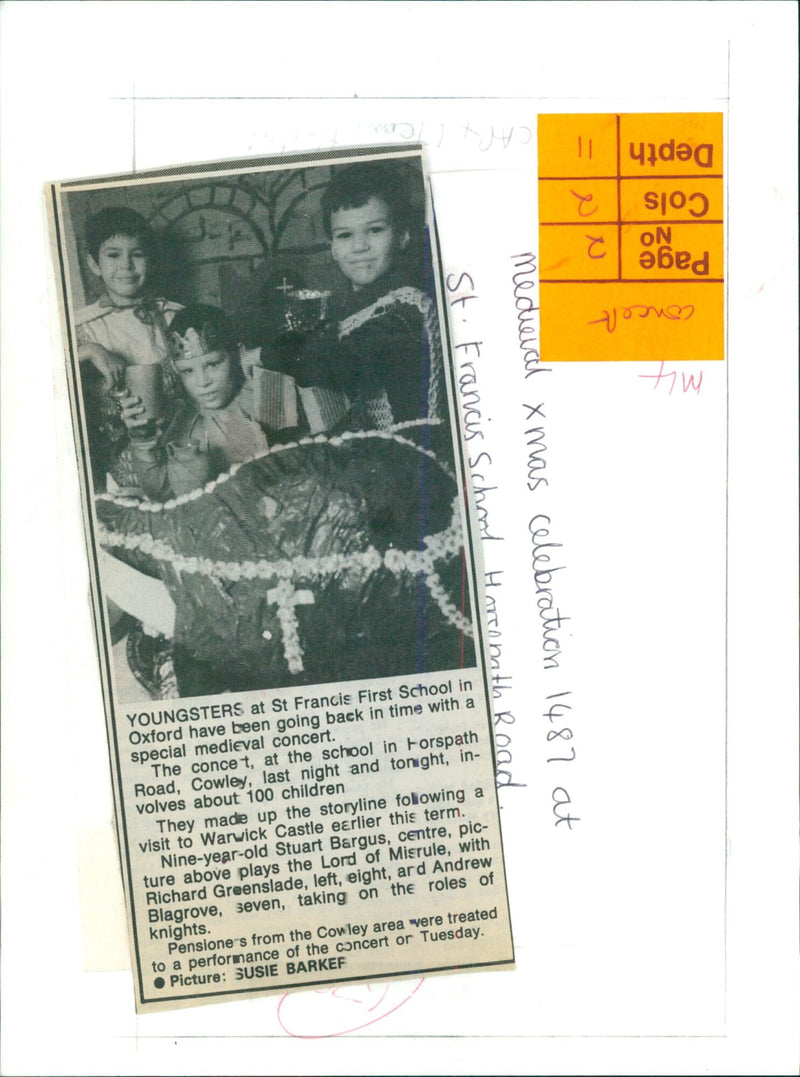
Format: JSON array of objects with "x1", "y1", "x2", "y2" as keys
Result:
[
  {"x1": 337, "y1": 288, "x2": 443, "y2": 422},
  {"x1": 98, "y1": 496, "x2": 474, "y2": 674},
  {"x1": 337, "y1": 287, "x2": 430, "y2": 339},
  {"x1": 96, "y1": 422, "x2": 451, "y2": 513}
]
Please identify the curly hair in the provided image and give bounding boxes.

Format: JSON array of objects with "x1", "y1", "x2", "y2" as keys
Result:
[
  {"x1": 85, "y1": 207, "x2": 154, "y2": 260},
  {"x1": 320, "y1": 162, "x2": 414, "y2": 238}
]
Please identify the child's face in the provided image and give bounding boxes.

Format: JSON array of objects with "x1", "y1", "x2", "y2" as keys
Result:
[
  {"x1": 88, "y1": 233, "x2": 148, "y2": 305},
  {"x1": 330, "y1": 197, "x2": 408, "y2": 290},
  {"x1": 175, "y1": 350, "x2": 236, "y2": 411}
]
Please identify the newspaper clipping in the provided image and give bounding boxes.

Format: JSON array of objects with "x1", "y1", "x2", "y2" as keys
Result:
[{"x1": 48, "y1": 145, "x2": 514, "y2": 1011}]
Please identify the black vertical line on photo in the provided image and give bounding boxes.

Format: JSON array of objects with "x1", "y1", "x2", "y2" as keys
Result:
[
  {"x1": 49, "y1": 184, "x2": 148, "y2": 1004},
  {"x1": 415, "y1": 205, "x2": 434, "y2": 674},
  {"x1": 429, "y1": 206, "x2": 493, "y2": 731}
]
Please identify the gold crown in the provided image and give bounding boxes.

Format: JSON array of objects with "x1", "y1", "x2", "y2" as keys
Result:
[{"x1": 169, "y1": 324, "x2": 224, "y2": 363}]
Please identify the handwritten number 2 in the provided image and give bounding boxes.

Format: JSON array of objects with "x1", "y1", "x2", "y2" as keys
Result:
[
  {"x1": 569, "y1": 189, "x2": 598, "y2": 217},
  {"x1": 585, "y1": 234, "x2": 606, "y2": 259}
]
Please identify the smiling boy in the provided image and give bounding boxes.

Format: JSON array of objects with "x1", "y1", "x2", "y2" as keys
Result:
[
  {"x1": 75, "y1": 207, "x2": 182, "y2": 486},
  {"x1": 280, "y1": 163, "x2": 444, "y2": 434},
  {"x1": 76, "y1": 207, "x2": 182, "y2": 388},
  {"x1": 328, "y1": 192, "x2": 408, "y2": 291},
  {"x1": 321, "y1": 163, "x2": 442, "y2": 429}
]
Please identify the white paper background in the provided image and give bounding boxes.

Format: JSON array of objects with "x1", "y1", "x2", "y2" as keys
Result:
[{"x1": 1, "y1": 2, "x2": 797, "y2": 1074}]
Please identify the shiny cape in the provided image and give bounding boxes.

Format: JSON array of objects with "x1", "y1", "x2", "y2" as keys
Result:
[{"x1": 96, "y1": 431, "x2": 475, "y2": 696}]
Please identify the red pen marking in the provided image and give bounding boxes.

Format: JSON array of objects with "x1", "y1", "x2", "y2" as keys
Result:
[
  {"x1": 277, "y1": 978, "x2": 425, "y2": 1038},
  {"x1": 569, "y1": 189, "x2": 598, "y2": 217},
  {"x1": 585, "y1": 234, "x2": 607, "y2": 259},
  {"x1": 588, "y1": 303, "x2": 694, "y2": 334}
]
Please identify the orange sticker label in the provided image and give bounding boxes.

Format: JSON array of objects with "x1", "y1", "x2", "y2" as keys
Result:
[{"x1": 538, "y1": 113, "x2": 724, "y2": 361}]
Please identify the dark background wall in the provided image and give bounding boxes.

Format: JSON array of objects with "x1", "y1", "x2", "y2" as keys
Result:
[{"x1": 64, "y1": 160, "x2": 427, "y2": 346}]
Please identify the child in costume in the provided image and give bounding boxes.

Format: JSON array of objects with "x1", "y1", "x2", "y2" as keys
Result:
[
  {"x1": 75, "y1": 207, "x2": 182, "y2": 487},
  {"x1": 268, "y1": 162, "x2": 444, "y2": 434},
  {"x1": 119, "y1": 304, "x2": 269, "y2": 501}
]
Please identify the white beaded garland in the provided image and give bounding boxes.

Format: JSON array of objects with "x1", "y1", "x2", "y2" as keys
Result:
[
  {"x1": 97, "y1": 495, "x2": 474, "y2": 674},
  {"x1": 95, "y1": 422, "x2": 450, "y2": 513}
]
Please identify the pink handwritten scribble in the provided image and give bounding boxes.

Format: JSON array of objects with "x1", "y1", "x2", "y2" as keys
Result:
[
  {"x1": 638, "y1": 360, "x2": 703, "y2": 395},
  {"x1": 277, "y1": 978, "x2": 425, "y2": 1038}
]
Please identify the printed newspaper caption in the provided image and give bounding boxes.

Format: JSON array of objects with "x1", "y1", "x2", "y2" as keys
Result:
[{"x1": 124, "y1": 672, "x2": 512, "y2": 1005}]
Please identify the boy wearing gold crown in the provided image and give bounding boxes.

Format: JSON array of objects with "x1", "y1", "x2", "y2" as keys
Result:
[{"x1": 119, "y1": 304, "x2": 269, "y2": 501}]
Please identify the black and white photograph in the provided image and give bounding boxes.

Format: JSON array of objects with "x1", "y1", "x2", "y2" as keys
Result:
[{"x1": 54, "y1": 149, "x2": 476, "y2": 702}]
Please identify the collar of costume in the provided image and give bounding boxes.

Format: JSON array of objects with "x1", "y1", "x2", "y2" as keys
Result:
[
  {"x1": 338, "y1": 286, "x2": 428, "y2": 339},
  {"x1": 98, "y1": 293, "x2": 161, "y2": 326}
]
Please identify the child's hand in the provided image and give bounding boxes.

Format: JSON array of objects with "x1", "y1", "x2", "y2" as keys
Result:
[
  {"x1": 116, "y1": 391, "x2": 150, "y2": 432},
  {"x1": 80, "y1": 342, "x2": 127, "y2": 390}
]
